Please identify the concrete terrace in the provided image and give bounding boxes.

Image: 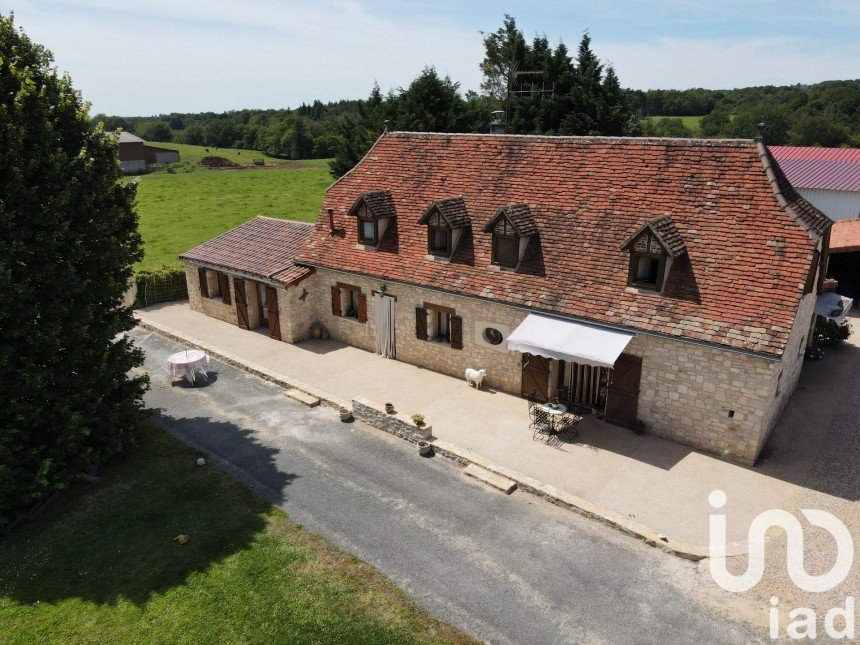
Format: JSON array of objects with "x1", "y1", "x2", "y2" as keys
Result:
[{"x1": 136, "y1": 302, "x2": 859, "y2": 550}]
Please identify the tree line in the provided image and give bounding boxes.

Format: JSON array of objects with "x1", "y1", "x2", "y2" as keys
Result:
[{"x1": 93, "y1": 15, "x2": 859, "y2": 178}]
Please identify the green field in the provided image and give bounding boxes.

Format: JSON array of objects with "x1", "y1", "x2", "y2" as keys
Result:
[
  {"x1": 645, "y1": 115, "x2": 703, "y2": 132},
  {"x1": 130, "y1": 148, "x2": 332, "y2": 270},
  {"x1": 149, "y1": 142, "x2": 303, "y2": 167},
  {"x1": 0, "y1": 423, "x2": 474, "y2": 644}
]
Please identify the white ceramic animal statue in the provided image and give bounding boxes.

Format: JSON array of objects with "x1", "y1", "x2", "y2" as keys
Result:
[{"x1": 465, "y1": 368, "x2": 487, "y2": 390}]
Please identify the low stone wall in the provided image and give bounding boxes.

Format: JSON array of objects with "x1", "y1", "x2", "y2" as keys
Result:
[{"x1": 351, "y1": 396, "x2": 433, "y2": 443}]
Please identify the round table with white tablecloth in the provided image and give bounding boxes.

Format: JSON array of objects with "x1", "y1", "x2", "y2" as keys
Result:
[{"x1": 166, "y1": 349, "x2": 209, "y2": 385}]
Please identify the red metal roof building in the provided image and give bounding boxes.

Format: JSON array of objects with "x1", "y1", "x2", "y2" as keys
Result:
[{"x1": 770, "y1": 146, "x2": 860, "y2": 221}]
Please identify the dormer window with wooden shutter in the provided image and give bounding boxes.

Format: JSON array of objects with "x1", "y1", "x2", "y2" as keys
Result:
[
  {"x1": 482, "y1": 204, "x2": 538, "y2": 270},
  {"x1": 619, "y1": 215, "x2": 687, "y2": 293},
  {"x1": 347, "y1": 190, "x2": 397, "y2": 249},
  {"x1": 417, "y1": 197, "x2": 471, "y2": 260}
]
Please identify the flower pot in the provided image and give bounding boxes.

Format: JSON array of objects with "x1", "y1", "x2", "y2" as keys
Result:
[
  {"x1": 339, "y1": 407, "x2": 352, "y2": 422},
  {"x1": 417, "y1": 440, "x2": 432, "y2": 456},
  {"x1": 320, "y1": 328, "x2": 330, "y2": 340},
  {"x1": 310, "y1": 324, "x2": 322, "y2": 339},
  {"x1": 416, "y1": 424, "x2": 432, "y2": 440},
  {"x1": 385, "y1": 403, "x2": 395, "y2": 414}
]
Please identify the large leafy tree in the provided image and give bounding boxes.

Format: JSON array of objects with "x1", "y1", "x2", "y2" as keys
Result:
[{"x1": 0, "y1": 15, "x2": 147, "y2": 527}]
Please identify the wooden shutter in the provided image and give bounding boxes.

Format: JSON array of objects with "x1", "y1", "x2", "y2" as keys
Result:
[
  {"x1": 604, "y1": 354, "x2": 642, "y2": 428},
  {"x1": 415, "y1": 306, "x2": 428, "y2": 340},
  {"x1": 217, "y1": 273, "x2": 231, "y2": 304},
  {"x1": 198, "y1": 268, "x2": 209, "y2": 298},
  {"x1": 450, "y1": 314, "x2": 463, "y2": 349},
  {"x1": 265, "y1": 286, "x2": 281, "y2": 340},
  {"x1": 234, "y1": 278, "x2": 249, "y2": 329},
  {"x1": 357, "y1": 293, "x2": 367, "y2": 323},
  {"x1": 331, "y1": 286, "x2": 341, "y2": 317}
]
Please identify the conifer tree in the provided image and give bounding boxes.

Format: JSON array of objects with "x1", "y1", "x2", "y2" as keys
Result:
[{"x1": 0, "y1": 15, "x2": 147, "y2": 527}]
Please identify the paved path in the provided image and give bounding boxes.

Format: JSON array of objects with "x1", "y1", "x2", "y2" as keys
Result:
[{"x1": 134, "y1": 328, "x2": 763, "y2": 644}]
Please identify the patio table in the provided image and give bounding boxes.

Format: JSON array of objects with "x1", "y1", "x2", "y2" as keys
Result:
[
  {"x1": 167, "y1": 349, "x2": 209, "y2": 385},
  {"x1": 539, "y1": 402, "x2": 567, "y2": 431}
]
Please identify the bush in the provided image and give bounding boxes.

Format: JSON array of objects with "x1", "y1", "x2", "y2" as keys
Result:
[
  {"x1": 134, "y1": 265, "x2": 188, "y2": 308},
  {"x1": 813, "y1": 316, "x2": 851, "y2": 347}
]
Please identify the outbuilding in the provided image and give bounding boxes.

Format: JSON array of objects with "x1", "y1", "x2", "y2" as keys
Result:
[{"x1": 180, "y1": 217, "x2": 315, "y2": 342}]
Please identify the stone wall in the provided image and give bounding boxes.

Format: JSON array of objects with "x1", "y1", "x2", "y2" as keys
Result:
[
  {"x1": 297, "y1": 269, "x2": 528, "y2": 394},
  {"x1": 185, "y1": 263, "x2": 237, "y2": 325},
  {"x1": 301, "y1": 268, "x2": 806, "y2": 464},
  {"x1": 757, "y1": 292, "x2": 816, "y2": 453},
  {"x1": 624, "y1": 334, "x2": 778, "y2": 463},
  {"x1": 352, "y1": 396, "x2": 433, "y2": 443}
]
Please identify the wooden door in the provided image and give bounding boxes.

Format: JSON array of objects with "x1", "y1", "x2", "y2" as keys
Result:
[
  {"x1": 265, "y1": 286, "x2": 281, "y2": 340},
  {"x1": 604, "y1": 353, "x2": 642, "y2": 428},
  {"x1": 521, "y1": 353, "x2": 551, "y2": 401},
  {"x1": 234, "y1": 278, "x2": 249, "y2": 329}
]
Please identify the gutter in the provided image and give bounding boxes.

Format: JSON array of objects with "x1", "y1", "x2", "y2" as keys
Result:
[{"x1": 298, "y1": 262, "x2": 786, "y2": 363}]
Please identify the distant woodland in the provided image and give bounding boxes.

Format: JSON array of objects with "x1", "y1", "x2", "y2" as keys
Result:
[{"x1": 93, "y1": 16, "x2": 860, "y2": 177}]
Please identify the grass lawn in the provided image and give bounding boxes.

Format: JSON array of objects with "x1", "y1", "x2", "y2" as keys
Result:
[
  {"x1": 131, "y1": 154, "x2": 332, "y2": 271},
  {"x1": 0, "y1": 422, "x2": 475, "y2": 645},
  {"x1": 646, "y1": 115, "x2": 704, "y2": 133}
]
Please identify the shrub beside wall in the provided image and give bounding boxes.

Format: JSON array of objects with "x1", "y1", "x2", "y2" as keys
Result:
[{"x1": 134, "y1": 265, "x2": 188, "y2": 308}]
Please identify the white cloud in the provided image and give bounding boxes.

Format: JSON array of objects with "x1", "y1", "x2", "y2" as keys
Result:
[
  {"x1": 11, "y1": 0, "x2": 484, "y2": 114},
  {"x1": 7, "y1": 1, "x2": 858, "y2": 114},
  {"x1": 601, "y1": 35, "x2": 860, "y2": 90}
]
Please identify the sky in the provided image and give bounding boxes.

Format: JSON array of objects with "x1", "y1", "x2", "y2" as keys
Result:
[{"x1": 6, "y1": 0, "x2": 860, "y2": 116}]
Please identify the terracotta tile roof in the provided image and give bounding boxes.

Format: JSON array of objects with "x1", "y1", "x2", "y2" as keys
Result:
[
  {"x1": 296, "y1": 132, "x2": 828, "y2": 357},
  {"x1": 829, "y1": 219, "x2": 860, "y2": 253},
  {"x1": 418, "y1": 196, "x2": 471, "y2": 228},
  {"x1": 620, "y1": 215, "x2": 687, "y2": 258},
  {"x1": 180, "y1": 216, "x2": 314, "y2": 285},
  {"x1": 482, "y1": 204, "x2": 539, "y2": 237},
  {"x1": 770, "y1": 146, "x2": 860, "y2": 192},
  {"x1": 349, "y1": 190, "x2": 396, "y2": 219}
]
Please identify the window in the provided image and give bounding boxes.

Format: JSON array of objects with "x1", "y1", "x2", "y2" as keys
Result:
[
  {"x1": 429, "y1": 226, "x2": 451, "y2": 256},
  {"x1": 417, "y1": 303, "x2": 463, "y2": 349},
  {"x1": 483, "y1": 327, "x2": 503, "y2": 345},
  {"x1": 627, "y1": 231, "x2": 667, "y2": 290},
  {"x1": 491, "y1": 218, "x2": 519, "y2": 268},
  {"x1": 359, "y1": 218, "x2": 377, "y2": 244},
  {"x1": 198, "y1": 268, "x2": 230, "y2": 304},
  {"x1": 344, "y1": 289, "x2": 360, "y2": 319},
  {"x1": 331, "y1": 283, "x2": 367, "y2": 323}
]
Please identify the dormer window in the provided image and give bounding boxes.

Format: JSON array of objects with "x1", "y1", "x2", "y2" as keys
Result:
[
  {"x1": 482, "y1": 204, "x2": 538, "y2": 271},
  {"x1": 347, "y1": 190, "x2": 396, "y2": 249},
  {"x1": 620, "y1": 215, "x2": 687, "y2": 293},
  {"x1": 628, "y1": 231, "x2": 666, "y2": 290},
  {"x1": 417, "y1": 197, "x2": 471, "y2": 260},
  {"x1": 492, "y1": 219, "x2": 519, "y2": 268},
  {"x1": 357, "y1": 205, "x2": 378, "y2": 245},
  {"x1": 429, "y1": 222, "x2": 451, "y2": 255}
]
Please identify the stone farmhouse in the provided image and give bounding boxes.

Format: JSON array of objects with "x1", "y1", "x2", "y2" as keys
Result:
[{"x1": 180, "y1": 132, "x2": 834, "y2": 464}]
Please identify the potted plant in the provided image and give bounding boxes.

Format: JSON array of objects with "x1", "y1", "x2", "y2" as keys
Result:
[
  {"x1": 417, "y1": 440, "x2": 432, "y2": 456},
  {"x1": 549, "y1": 397, "x2": 560, "y2": 410},
  {"x1": 411, "y1": 413, "x2": 431, "y2": 439},
  {"x1": 339, "y1": 407, "x2": 352, "y2": 422},
  {"x1": 385, "y1": 402, "x2": 395, "y2": 414}
]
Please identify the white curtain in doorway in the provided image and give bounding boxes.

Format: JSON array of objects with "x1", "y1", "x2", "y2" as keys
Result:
[{"x1": 375, "y1": 294, "x2": 396, "y2": 359}]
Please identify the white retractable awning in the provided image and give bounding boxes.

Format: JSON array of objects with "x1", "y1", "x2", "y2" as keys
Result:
[
  {"x1": 814, "y1": 292, "x2": 854, "y2": 325},
  {"x1": 506, "y1": 314, "x2": 634, "y2": 368}
]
